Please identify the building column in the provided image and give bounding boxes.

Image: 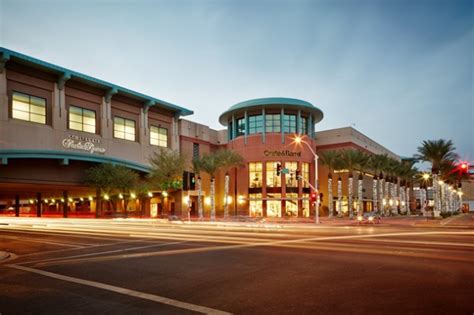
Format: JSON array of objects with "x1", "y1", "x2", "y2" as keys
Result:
[
  {"x1": 0, "y1": 68, "x2": 8, "y2": 122},
  {"x1": 262, "y1": 108, "x2": 266, "y2": 144},
  {"x1": 14, "y1": 194, "x2": 20, "y2": 217},
  {"x1": 103, "y1": 88, "x2": 117, "y2": 139},
  {"x1": 244, "y1": 110, "x2": 248, "y2": 145},
  {"x1": 308, "y1": 115, "x2": 313, "y2": 139},
  {"x1": 95, "y1": 189, "x2": 101, "y2": 218},
  {"x1": 36, "y1": 192, "x2": 42, "y2": 217},
  {"x1": 171, "y1": 113, "x2": 180, "y2": 151},
  {"x1": 297, "y1": 110, "x2": 301, "y2": 134},
  {"x1": 231, "y1": 114, "x2": 236, "y2": 142},
  {"x1": 0, "y1": 52, "x2": 10, "y2": 122},
  {"x1": 63, "y1": 191, "x2": 68, "y2": 218},
  {"x1": 281, "y1": 108, "x2": 285, "y2": 144}
]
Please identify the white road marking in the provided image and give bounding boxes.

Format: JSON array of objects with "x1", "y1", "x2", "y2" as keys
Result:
[
  {"x1": 0, "y1": 235, "x2": 85, "y2": 248},
  {"x1": 20, "y1": 241, "x2": 186, "y2": 266},
  {"x1": 9, "y1": 264, "x2": 232, "y2": 315}
]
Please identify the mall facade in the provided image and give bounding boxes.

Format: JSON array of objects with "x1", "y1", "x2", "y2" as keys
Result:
[{"x1": 0, "y1": 47, "x2": 400, "y2": 219}]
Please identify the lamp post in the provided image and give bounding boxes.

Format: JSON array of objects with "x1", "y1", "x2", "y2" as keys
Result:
[{"x1": 294, "y1": 135, "x2": 319, "y2": 224}]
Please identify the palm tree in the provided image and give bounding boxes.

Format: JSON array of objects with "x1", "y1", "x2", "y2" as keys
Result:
[
  {"x1": 397, "y1": 161, "x2": 418, "y2": 215},
  {"x1": 214, "y1": 149, "x2": 244, "y2": 219},
  {"x1": 198, "y1": 151, "x2": 221, "y2": 221},
  {"x1": 192, "y1": 158, "x2": 204, "y2": 220},
  {"x1": 319, "y1": 150, "x2": 341, "y2": 218},
  {"x1": 355, "y1": 151, "x2": 370, "y2": 216},
  {"x1": 415, "y1": 139, "x2": 458, "y2": 216},
  {"x1": 339, "y1": 150, "x2": 363, "y2": 219},
  {"x1": 369, "y1": 154, "x2": 390, "y2": 215}
]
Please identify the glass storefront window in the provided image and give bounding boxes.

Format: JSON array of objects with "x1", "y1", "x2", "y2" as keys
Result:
[
  {"x1": 266, "y1": 193, "x2": 281, "y2": 217},
  {"x1": 150, "y1": 126, "x2": 168, "y2": 147},
  {"x1": 69, "y1": 105, "x2": 96, "y2": 133},
  {"x1": 285, "y1": 162, "x2": 298, "y2": 187},
  {"x1": 285, "y1": 193, "x2": 298, "y2": 217},
  {"x1": 12, "y1": 91, "x2": 46, "y2": 124},
  {"x1": 249, "y1": 193, "x2": 263, "y2": 217},
  {"x1": 302, "y1": 162, "x2": 310, "y2": 188},
  {"x1": 283, "y1": 114, "x2": 296, "y2": 133},
  {"x1": 249, "y1": 162, "x2": 263, "y2": 188},
  {"x1": 265, "y1": 114, "x2": 280, "y2": 133},
  {"x1": 302, "y1": 194, "x2": 310, "y2": 217},
  {"x1": 266, "y1": 162, "x2": 281, "y2": 187},
  {"x1": 114, "y1": 117, "x2": 136, "y2": 141},
  {"x1": 236, "y1": 117, "x2": 245, "y2": 136},
  {"x1": 248, "y1": 115, "x2": 263, "y2": 134}
]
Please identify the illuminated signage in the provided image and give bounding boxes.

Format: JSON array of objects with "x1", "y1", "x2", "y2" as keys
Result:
[
  {"x1": 264, "y1": 150, "x2": 301, "y2": 157},
  {"x1": 62, "y1": 135, "x2": 106, "y2": 154}
]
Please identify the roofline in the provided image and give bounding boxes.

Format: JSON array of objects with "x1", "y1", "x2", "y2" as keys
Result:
[
  {"x1": 315, "y1": 126, "x2": 400, "y2": 159},
  {"x1": 218, "y1": 97, "x2": 324, "y2": 126},
  {"x1": 0, "y1": 150, "x2": 150, "y2": 173},
  {"x1": 0, "y1": 47, "x2": 193, "y2": 117}
]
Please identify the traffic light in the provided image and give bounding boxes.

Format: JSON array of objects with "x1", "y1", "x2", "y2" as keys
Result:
[
  {"x1": 276, "y1": 163, "x2": 282, "y2": 176},
  {"x1": 319, "y1": 193, "x2": 323, "y2": 203},
  {"x1": 182, "y1": 171, "x2": 189, "y2": 190},
  {"x1": 190, "y1": 173, "x2": 196, "y2": 190},
  {"x1": 310, "y1": 192, "x2": 317, "y2": 204},
  {"x1": 460, "y1": 162, "x2": 469, "y2": 173}
]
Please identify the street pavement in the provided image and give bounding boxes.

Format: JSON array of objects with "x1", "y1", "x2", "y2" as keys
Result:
[{"x1": 0, "y1": 215, "x2": 473, "y2": 314}]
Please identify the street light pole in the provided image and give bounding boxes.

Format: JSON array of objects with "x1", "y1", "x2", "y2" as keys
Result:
[{"x1": 295, "y1": 136, "x2": 319, "y2": 224}]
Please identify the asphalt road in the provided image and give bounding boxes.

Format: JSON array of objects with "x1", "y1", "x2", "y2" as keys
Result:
[{"x1": 0, "y1": 217, "x2": 473, "y2": 314}]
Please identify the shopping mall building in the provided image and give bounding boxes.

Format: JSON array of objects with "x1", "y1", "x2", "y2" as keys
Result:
[{"x1": 0, "y1": 47, "x2": 401, "y2": 219}]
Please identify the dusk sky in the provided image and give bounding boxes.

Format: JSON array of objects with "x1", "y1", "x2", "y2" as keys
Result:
[{"x1": 1, "y1": 0, "x2": 472, "y2": 162}]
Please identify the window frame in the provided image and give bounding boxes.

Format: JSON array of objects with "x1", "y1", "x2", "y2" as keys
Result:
[
  {"x1": 68, "y1": 105, "x2": 97, "y2": 134},
  {"x1": 11, "y1": 91, "x2": 47, "y2": 125},
  {"x1": 113, "y1": 116, "x2": 136, "y2": 142},
  {"x1": 150, "y1": 125, "x2": 168, "y2": 148},
  {"x1": 265, "y1": 114, "x2": 281, "y2": 133}
]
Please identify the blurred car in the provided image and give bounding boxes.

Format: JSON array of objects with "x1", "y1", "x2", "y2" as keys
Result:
[{"x1": 357, "y1": 211, "x2": 381, "y2": 224}]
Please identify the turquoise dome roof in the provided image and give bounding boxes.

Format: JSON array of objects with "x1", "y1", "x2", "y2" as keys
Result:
[{"x1": 219, "y1": 97, "x2": 323, "y2": 125}]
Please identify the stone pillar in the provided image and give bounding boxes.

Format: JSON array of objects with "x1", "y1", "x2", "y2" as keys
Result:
[
  {"x1": 14, "y1": 194, "x2": 20, "y2": 217},
  {"x1": 0, "y1": 69, "x2": 8, "y2": 122},
  {"x1": 171, "y1": 114, "x2": 180, "y2": 151},
  {"x1": 63, "y1": 191, "x2": 68, "y2": 218},
  {"x1": 36, "y1": 192, "x2": 42, "y2": 217}
]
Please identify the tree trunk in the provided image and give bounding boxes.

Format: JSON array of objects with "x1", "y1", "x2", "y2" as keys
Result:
[
  {"x1": 373, "y1": 177, "x2": 378, "y2": 214},
  {"x1": 224, "y1": 174, "x2": 229, "y2": 219},
  {"x1": 210, "y1": 177, "x2": 216, "y2": 221},
  {"x1": 391, "y1": 180, "x2": 397, "y2": 215},
  {"x1": 348, "y1": 175, "x2": 353, "y2": 219},
  {"x1": 378, "y1": 177, "x2": 383, "y2": 216},
  {"x1": 328, "y1": 176, "x2": 333, "y2": 218},
  {"x1": 357, "y1": 175, "x2": 363, "y2": 216},
  {"x1": 400, "y1": 185, "x2": 406, "y2": 214},
  {"x1": 197, "y1": 177, "x2": 203, "y2": 220},
  {"x1": 432, "y1": 173, "x2": 440, "y2": 217},
  {"x1": 337, "y1": 177, "x2": 342, "y2": 217},
  {"x1": 406, "y1": 186, "x2": 410, "y2": 215},
  {"x1": 384, "y1": 180, "x2": 390, "y2": 216},
  {"x1": 420, "y1": 187, "x2": 425, "y2": 215}
]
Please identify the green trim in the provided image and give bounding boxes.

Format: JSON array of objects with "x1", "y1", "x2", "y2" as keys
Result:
[
  {"x1": 219, "y1": 97, "x2": 323, "y2": 126},
  {"x1": 0, "y1": 47, "x2": 193, "y2": 116},
  {"x1": 0, "y1": 150, "x2": 150, "y2": 173}
]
